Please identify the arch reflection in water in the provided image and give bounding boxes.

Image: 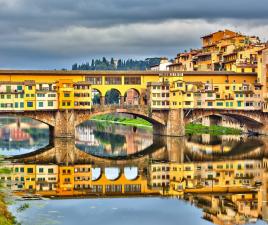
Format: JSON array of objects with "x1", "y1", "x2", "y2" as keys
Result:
[
  {"x1": 75, "y1": 120, "x2": 154, "y2": 158},
  {"x1": 0, "y1": 116, "x2": 50, "y2": 156},
  {"x1": 105, "y1": 168, "x2": 120, "y2": 180},
  {"x1": 4, "y1": 134, "x2": 268, "y2": 225}
]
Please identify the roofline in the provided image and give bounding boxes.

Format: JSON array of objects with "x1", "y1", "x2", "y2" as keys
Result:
[{"x1": 0, "y1": 70, "x2": 257, "y2": 77}]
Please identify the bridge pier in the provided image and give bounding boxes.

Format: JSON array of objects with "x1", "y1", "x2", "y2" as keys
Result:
[
  {"x1": 153, "y1": 109, "x2": 185, "y2": 137},
  {"x1": 54, "y1": 110, "x2": 75, "y2": 138}
]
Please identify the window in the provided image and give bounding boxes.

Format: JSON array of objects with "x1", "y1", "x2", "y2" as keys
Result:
[
  {"x1": 216, "y1": 102, "x2": 223, "y2": 106},
  {"x1": 39, "y1": 168, "x2": 44, "y2": 173},
  {"x1": 15, "y1": 102, "x2": 19, "y2": 108},
  {"x1": 124, "y1": 77, "x2": 141, "y2": 85},
  {"x1": 27, "y1": 168, "x2": 34, "y2": 173},
  {"x1": 207, "y1": 93, "x2": 213, "y2": 97},
  {"x1": 105, "y1": 77, "x2": 122, "y2": 85},
  {"x1": 48, "y1": 101, "x2": 53, "y2": 107},
  {"x1": 27, "y1": 102, "x2": 33, "y2": 107},
  {"x1": 85, "y1": 76, "x2": 102, "y2": 84},
  {"x1": 237, "y1": 101, "x2": 242, "y2": 107},
  {"x1": 64, "y1": 93, "x2": 70, "y2": 97},
  {"x1": 28, "y1": 86, "x2": 33, "y2": 90},
  {"x1": 48, "y1": 169, "x2": 54, "y2": 174},
  {"x1": 207, "y1": 102, "x2": 213, "y2": 107},
  {"x1": 38, "y1": 102, "x2": 43, "y2": 107},
  {"x1": 6, "y1": 86, "x2": 11, "y2": 92},
  {"x1": 17, "y1": 85, "x2": 22, "y2": 91},
  {"x1": 185, "y1": 101, "x2": 191, "y2": 106},
  {"x1": 20, "y1": 102, "x2": 24, "y2": 108}
]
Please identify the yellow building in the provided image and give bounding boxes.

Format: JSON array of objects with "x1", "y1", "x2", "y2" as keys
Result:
[
  {"x1": 74, "y1": 82, "x2": 92, "y2": 110},
  {"x1": 0, "y1": 82, "x2": 24, "y2": 111},
  {"x1": 74, "y1": 164, "x2": 91, "y2": 191},
  {"x1": 56, "y1": 79, "x2": 75, "y2": 109},
  {"x1": 24, "y1": 80, "x2": 36, "y2": 111},
  {"x1": 36, "y1": 83, "x2": 58, "y2": 110},
  {"x1": 146, "y1": 81, "x2": 170, "y2": 109},
  {"x1": 58, "y1": 166, "x2": 75, "y2": 195},
  {"x1": 36, "y1": 165, "x2": 58, "y2": 192}
]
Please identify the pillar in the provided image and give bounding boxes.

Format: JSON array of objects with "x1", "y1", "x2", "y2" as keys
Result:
[
  {"x1": 153, "y1": 109, "x2": 185, "y2": 137},
  {"x1": 100, "y1": 96, "x2": 105, "y2": 106},
  {"x1": 120, "y1": 96, "x2": 124, "y2": 106},
  {"x1": 53, "y1": 110, "x2": 75, "y2": 138}
]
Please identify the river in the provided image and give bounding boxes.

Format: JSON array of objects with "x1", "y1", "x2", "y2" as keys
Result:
[{"x1": 1, "y1": 116, "x2": 268, "y2": 225}]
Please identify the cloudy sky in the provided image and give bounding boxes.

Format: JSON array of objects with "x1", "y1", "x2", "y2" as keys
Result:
[{"x1": 0, "y1": 0, "x2": 268, "y2": 69}]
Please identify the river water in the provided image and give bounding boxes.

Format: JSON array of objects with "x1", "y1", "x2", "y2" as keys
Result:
[{"x1": 1, "y1": 117, "x2": 268, "y2": 225}]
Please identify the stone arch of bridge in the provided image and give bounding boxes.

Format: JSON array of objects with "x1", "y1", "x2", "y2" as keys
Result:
[
  {"x1": 75, "y1": 109, "x2": 166, "y2": 128},
  {"x1": 185, "y1": 110, "x2": 264, "y2": 129}
]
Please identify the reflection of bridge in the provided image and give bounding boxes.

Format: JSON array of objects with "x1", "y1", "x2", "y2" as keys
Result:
[{"x1": 9, "y1": 135, "x2": 268, "y2": 167}]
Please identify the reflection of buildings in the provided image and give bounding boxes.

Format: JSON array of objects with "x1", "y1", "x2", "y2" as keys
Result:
[
  {"x1": 0, "y1": 117, "x2": 50, "y2": 152},
  {"x1": 0, "y1": 128, "x2": 31, "y2": 142},
  {"x1": 149, "y1": 159, "x2": 268, "y2": 224},
  {"x1": 2, "y1": 156, "x2": 268, "y2": 224},
  {"x1": 76, "y1": 126, "x2": 99, "y2": 146},
  {"x1": 1, "y1": 163, "x2": 157, "y2": 197}
]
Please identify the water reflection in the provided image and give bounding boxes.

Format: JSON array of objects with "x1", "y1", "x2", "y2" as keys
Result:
[
  {"x1": 75, "y1": 121, "x2": 153, "y2": 158},
  {"x1": 0, "y1": 116, "x2": 50, "y2": 156},
  {"x1": 2, "y1": 118, "x2": 268, "y2": 225}
]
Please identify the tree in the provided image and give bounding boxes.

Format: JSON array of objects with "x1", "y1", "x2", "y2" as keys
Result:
[
  {"x1": 92, "y1": 93, "x2": 100, "y2": 105},
  {"x1": 105, "y1": 89, "x2": 120, "y2": 105},
  {"x1": 91, "y1": 59, "x2": 95, "y2": 70},
  {"x1": 72, "y1": 63, "x2": 78, "y2": 70}
]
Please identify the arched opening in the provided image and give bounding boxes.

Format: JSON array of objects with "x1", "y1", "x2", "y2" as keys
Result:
[
  {"x1": 105, "y1": 89, "x2": 121, "y2": 105},
  {"x1": 0, "y1": 115, "x2": 51, "y2": 156},
  {"x1": 105, "y1": 167, "x2": 120, "y2": 180},
  {"x1": 124, "y1": 167, "x2": 138, "y2": 180},
  {"x1": 92, "y1": 168, "x2": 101, "y2": 181},
  {"x1": 124, "y1": 89, "x2": 140, "y2": 105},
  {"x1": 188, "y1": 112, "x2": 263, "y2": 134},
  {"x1": 92, "y1": 89, "x2": 102, "y2": 105}
]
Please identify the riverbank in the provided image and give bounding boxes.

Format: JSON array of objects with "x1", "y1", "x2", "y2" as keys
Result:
[
  {"x1": 91, "y1": 114, "x2": 152, "y2": 127},
  {"x1": 185, "y1": 123, "x2": 242, "y2": 135},
  {"x1": 0, "y1": 159, "x2": 15, "y2": 225},
  {"x1": 91, "y1": 114, "x2": 242, "y2": 135}
]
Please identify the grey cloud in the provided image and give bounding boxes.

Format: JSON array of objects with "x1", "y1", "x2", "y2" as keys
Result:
[{"x1": 0, "y1": 0, "x2": 267, "y2": 69}]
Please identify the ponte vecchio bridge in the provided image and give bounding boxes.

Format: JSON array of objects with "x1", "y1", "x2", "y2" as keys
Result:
[{"x1": 0, "y1": 70, "x2": 268, "y2": 137}]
